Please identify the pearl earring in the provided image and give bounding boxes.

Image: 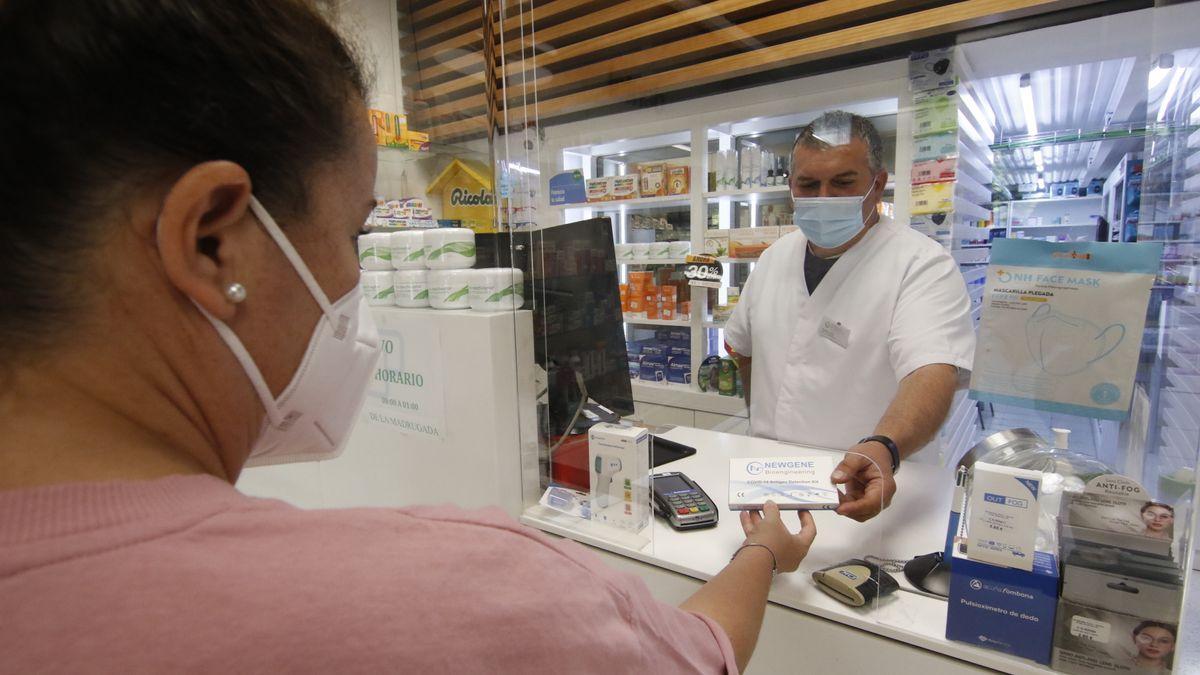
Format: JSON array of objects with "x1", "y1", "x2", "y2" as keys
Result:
[{"x1": 225, "y1": 282, "x2": 247, "y2": 304}]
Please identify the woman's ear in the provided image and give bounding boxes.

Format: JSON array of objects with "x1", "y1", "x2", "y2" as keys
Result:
[{"x1": 156, "y1": 161, "x2": 253, "y2": 321}]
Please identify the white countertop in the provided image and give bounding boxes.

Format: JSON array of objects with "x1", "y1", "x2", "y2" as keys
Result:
[{"x1": 522, "y1": 426, "x2": 1055, "y2": 675}]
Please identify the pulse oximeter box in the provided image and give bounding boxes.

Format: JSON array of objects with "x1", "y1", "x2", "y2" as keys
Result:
[{"x1": 946, "y1": 549, "x2": 1059, "y2": 665}]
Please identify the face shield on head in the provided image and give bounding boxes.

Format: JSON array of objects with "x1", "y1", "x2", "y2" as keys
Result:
[
  {"x1": 181, "y1": 196, "x2": 381, "y2": 467},
  {"x1": 790, "y1": 113, "x2": 884, "y2": 249}
]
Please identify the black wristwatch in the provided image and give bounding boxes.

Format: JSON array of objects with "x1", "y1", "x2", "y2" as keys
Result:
[{"x1": 859, "y1": 435, "x2": 900, "y2": 474}]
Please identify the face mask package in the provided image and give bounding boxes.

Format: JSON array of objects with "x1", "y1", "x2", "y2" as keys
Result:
[{"x1": 969, "y1": 239, "x2": 1163, "y2": 420}]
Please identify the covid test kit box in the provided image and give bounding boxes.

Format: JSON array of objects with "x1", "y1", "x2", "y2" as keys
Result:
[
  {"x1": 728, "y1": 456, "x2": 840, "y2": 511},
  {"x1": 588, "y1": 424, "x2": 650, "y2": 532}
]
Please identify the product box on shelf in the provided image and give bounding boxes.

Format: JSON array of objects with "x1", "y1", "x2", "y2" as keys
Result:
[
  {"x1": 667, "y1": 163, "x2": 690, "y2": 195},
  {"x1": 946, "y1": 549, "x2": 1059, "y2": 665},
  {"x1": 911, "y1": 158, "x2": 958, "y2": 184},
  {"x1": 909, "y1": 47, "x2": 957, "y2": 92},
  {"x1": 911, "y1": 182, "x2": 956, "y2": 215},
  {"x1": 913, "y1": 131, "x2": 959, "y2": 162},
  {"x1": 1060, "y1": 558, "x2": 1182, "y2": 623},
  {"x1": 966, "y1": 462, "x2": 1041, "y2": 572},
  {"x1": 638, "y1": 163, "x2": 667, "y2": 197},
  {"x1": 586, "y1": 176, "x2": 613, "y2": 202},
  {"x1": 549, "y1": 170, "x2": 587, "y2": 206},
  {"x1": 910, "y1": 212, "x2": 951, "y2": 239},
  {"x1": 913, "y1": 86, "x2": 959, "y2": 137},
  {"x1": 588, "y1": 424, "x2": 651, "y2": 533},
  {"x1": 1060, "y1": 474, "x2": 1177, "y2": 559},
  {"x1": 666, "y1": 357, "x2": 691, "y2": 384},
  {"x1": 639, "y1": 354, "x2": 668, "y2": 382},
  {"x1": 704, "y1": 230, "x2": 730, "y2": 257},
  {"x1": 368, "y1": 109, "x2": 407, "y2": 148},
  {"x1": 729, "y1": 227, "x2": 778, "y2": 258},
  {"x1": 427, "y1": 159, "x2": 496, "y2": 233},
  {"x1": 406, "y1": 130, "x2": 430, "y2": 152},
  {"x1": 1052, "y1": 600, "x2": 1179, "y2": 674},
  {"x1": 612, "y1": 175, "x2": 640, "y2": 200}
]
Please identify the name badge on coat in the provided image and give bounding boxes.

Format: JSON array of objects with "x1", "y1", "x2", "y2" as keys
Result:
[{"x1": 819, "y1": 318, "x2": 851, "y2": 349}]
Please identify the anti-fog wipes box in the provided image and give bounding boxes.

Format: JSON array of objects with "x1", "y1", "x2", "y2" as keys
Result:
[{"x1": 588, "y1": 424, "x2": 650, "y2": 532}]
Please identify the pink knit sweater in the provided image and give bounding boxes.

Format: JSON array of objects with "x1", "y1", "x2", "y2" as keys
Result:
[{"x1": 0, "y1": 474, "x2": 735, "y2": 673}]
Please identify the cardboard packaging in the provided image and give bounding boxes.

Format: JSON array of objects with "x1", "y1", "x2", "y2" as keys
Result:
[
  {"x1": 611, "y1": 175, "x2": 640, "y2": 200},
  {"x1": 638, "y1": 163, "x2": 667, "y2": 197},
  {"x1": 729, "y1": 227, "x2": 778, "y2": 258},
  {"x1": 946, "y1": 549, "x2": 1059, "y2": 665},
  {"x1": 913, "y1": 131, "x2": 959, "y2": 163},
  {"x1": 588, "y1": 424, "x2": 651, "y2": 533},
  {"x1": 1060, "y1": 474, "x2": 1176, "y2": 559},
  {"x1": 966, "y1": 462, "x2": 1042, "y2": 571},
  {"x1": 1061, "y1": 560, "x2": 1182, "y2": 623},
  {"x1": 913, "y1": 87, "x2": 959, "y2": 137},
  {"x1": 548, "y1": 170, "x2": 587, "y2": 205},
  {"x1": 728, "y1": 456, "x2": 840, "y2": 511},
  {"x1": 667, "y1": 163, "x2": 690, "y2": 195},
  {"x1": 911, "y1": 181, "x2": 956, "y2": 215},
  {"x1": 406, "y1": 130, "x2": 430, "y2": 152},
  {"x1": 911, "y1": 158, "x2": 958, "y2": 184},
  {"x1": 909, "y1": 47, "x2": 957, "y2": 92},
  {"x1": 586, "y1": 176, "x2": 613, "y2": 202},
  {"x1": 426, "y1": 159, "x2": 496, "y2": 234},
  {"x1": 704, "y1": 230, "x2": 730, "y2": 257},
  {"x1": 1052, "y1": 600, "x2": 1179, "y2": 674}
]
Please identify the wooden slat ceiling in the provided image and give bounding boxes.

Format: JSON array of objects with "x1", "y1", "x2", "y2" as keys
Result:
[{"x1": 405, "y1": 0, "x2": 1095, "y2": 141}]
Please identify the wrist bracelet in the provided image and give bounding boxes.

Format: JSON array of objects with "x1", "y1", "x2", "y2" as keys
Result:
[{"x1": 731, "y1": 543, "x2": 778, "y2": 577}]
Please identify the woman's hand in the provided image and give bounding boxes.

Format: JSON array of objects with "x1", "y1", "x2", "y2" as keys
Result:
[{"x1": 738, "y1": 501, "x2": 817, "y2": 573}]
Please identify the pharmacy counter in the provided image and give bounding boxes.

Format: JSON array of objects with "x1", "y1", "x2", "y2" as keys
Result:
[{"x1": 522, "y1": 426, "x2": 1055, "y2": 675}]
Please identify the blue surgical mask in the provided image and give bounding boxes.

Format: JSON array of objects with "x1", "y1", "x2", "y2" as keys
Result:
[{"x1": 793, "y1": 182, "x2": 879, "y2": 248}]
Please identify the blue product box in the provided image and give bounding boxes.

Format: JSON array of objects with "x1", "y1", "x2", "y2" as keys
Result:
[
  {"x1": 640, "y1": 343, "x2": 667, "y2": 358},
  {"x1": 640, "y1": 355, "x2": 667, "y2": 383},
  {"x1": 668, "y1": 345, "x2": 691, "y2": 358},
  {"x1": 666, "y1": 329, "x2": 689, "y2": 343},
  {"x1": 628, "y1": 356, "x2": 641, "y2": 380},
  {"x1": 548, "y1": 170, "x2": 586, "y2": 206},
  {"x1": 947, "y1": 549, "x2": 1059, "y2": 665},
  {"x1": 666, "y1": 357, "x2": 691, "y2": 384}
]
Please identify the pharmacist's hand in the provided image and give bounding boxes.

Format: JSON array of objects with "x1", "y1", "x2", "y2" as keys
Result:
[
  {"x1": 831, "y1": 443, "x2": 897, "y2": 522},
  {"x1": 739, "y1": 501, "x2": 817, "y2": 574}
]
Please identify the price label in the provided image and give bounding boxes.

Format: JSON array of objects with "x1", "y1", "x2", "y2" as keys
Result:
[{"x1": 684, "y1": 254, "x2": 723, "y2": 288}]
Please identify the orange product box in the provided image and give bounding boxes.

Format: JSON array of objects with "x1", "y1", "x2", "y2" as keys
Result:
[
  {"x1": 638, "y1": 162, "x2": 667, "y2": 197},
  {"x1": 628, "y1": 297, "x2": 644, "y2": 314},
  {"x1": 645, "y1": 303, "x2": 660, "y2": 320},
  {"x1": 661, "y1": 304, "x2": 676, "y2": 321},
  {"x1": 661, "y1": 285, "x2": 678, "y2": 301},
  {"x1": 680, "y1": 301, "x2": 691, "y2": 318},
  {"x1": 667, "y1": 164, "x2": 690, "y2": 195}
]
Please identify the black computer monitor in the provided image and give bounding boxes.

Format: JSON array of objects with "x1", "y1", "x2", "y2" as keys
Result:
[{"x1": 475, "y1": 217, "x2": 634, "y2": 436}]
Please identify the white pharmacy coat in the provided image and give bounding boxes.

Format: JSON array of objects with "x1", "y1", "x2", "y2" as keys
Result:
[{"x1": 725, "y1": 216, "x2": 975, "y2": 453}]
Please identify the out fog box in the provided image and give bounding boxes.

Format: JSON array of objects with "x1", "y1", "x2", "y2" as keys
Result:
[
  {"x1": 947, "y1": 463, "x2": 1057, "y2": 665},
  {"x1": 588, "y1": 424, "x2": 650, "y2": 532}
]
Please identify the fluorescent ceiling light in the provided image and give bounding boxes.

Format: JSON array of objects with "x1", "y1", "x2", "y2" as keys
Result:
[
  {"x1": 671, "y1": 144, "x2": 692, "y2": 152},
  {"x1": 1033, "y1": 148, "x2": 1045, "y2": 172},
  {"x1": 1157, "y1": 67, "x2": 1187, "y2": 122},
  {"x1": 1019, "y1": 73, "x2": 1039, "y2": 137}
]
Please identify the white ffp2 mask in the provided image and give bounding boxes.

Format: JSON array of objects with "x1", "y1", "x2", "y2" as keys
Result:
[{"x1": 191, "y1": 196, "x2": 381, "y2": 466}]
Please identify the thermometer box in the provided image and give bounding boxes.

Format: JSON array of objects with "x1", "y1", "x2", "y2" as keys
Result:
[
  {"x1": 728, "y1": 456, "x2": 840, "y2": 511},
  {"x1": 588, "y1": 424, "x2": 651, "y2": 532}
]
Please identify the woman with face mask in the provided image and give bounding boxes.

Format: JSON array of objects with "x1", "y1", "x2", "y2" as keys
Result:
[{"x1": 0, "y1": 2, "x2": 814, "y2": 672}]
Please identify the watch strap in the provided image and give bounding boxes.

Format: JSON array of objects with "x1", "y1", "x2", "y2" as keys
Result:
[{"x1": 859, "y1": 435, "x2": 900, "y2": 474}]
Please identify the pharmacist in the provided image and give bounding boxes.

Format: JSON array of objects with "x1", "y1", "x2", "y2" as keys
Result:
[{"x1": 726, "y1": 111, "x2": 975, "y2": 522}]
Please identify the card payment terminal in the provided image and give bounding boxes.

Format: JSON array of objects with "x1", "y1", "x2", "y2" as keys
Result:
[{"x1": 652, "y1": 472, "x2": 718, "y2": 530}]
